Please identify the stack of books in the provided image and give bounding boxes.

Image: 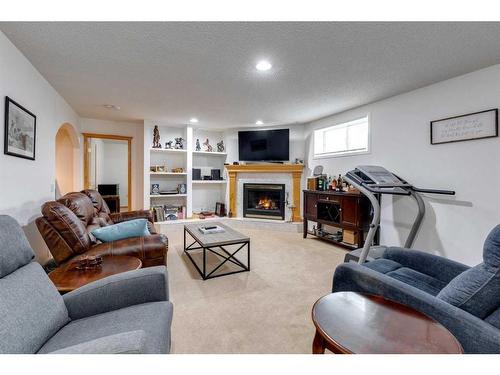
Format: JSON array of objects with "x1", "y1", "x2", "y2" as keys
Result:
[
  {"x1": 198, "y1": 225, "x2": 225, "y2": 234},
  {"x1": 152, "y1": 205, "x2": 186, "y2": 222}
]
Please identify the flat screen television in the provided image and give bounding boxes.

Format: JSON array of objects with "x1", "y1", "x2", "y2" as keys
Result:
[{"x1": 238, "y1": 129, "x2": 289, "y2": 162}]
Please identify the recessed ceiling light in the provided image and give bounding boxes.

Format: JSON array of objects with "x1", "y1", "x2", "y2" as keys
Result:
[
  {"x1": 255, "y1": 60, "x2": 272, "y2": 71},
  {"x1": 103, "y1": 104, "x2": 120, "y2": 110},
  {"x1": 255, "y1": 120, "x2": 264, "y2": 125},
  {"x1": 189, "y1": 118, "x2": 199, "y2": 123}
]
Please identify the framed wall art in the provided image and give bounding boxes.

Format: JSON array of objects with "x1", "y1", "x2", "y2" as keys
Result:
[
  {"x1": 4, "y1": 96, "x2": 37, "y2": 160},
  {"x1": 430, "y1": 108, "x2": 498, "y2": 145}
]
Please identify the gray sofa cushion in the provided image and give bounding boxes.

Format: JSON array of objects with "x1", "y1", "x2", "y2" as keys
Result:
[
  {"x1": 386, "y1": 267, "x2": 447, "y2": 296},
  {"x1": 483, "y1": 225, "x2": 500, "y2": 266},
  {"x1": 38, "y1": 301, "x2": 173, "y2": 354},
  {"x1": 48, "y1": 331, "x2": 147, "y2": 354},
  {"x1": 437, "y1": 264, "x2": 500, "y2": 318},
  {"x1": 485, "y1": 307, "x2": 500, "y2": 329},
  {"x1": 363, "y1": 258, "x2": 402, "y2": 274},
  {"x1": 0, "y1": 262, "x2": 69, "y2": 353},
  {"x1": 437, "y1": 225, "x2": 500, "y2": 319},
  {"x1": 363, "y1": 258, "x2": 447, "y2": 296},
  {"x1": 0, "y1": 215, "x2": 35, "y2": 278}
]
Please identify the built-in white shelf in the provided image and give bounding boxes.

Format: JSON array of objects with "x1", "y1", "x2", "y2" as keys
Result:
[
  {"x1": 150, "y1": 148, "x2": 187, "y2": 154},
  {"x1": 193, "y1": 150, "x2": 227, "y2": 156},
  {"x1": 150, "y1": 194, "x2": 187, "y2": 198},
  {"x1": 145, "y1": 124, "x2": 229, "y2": 217},
  {"x1": 150, "y1": 172, "x2": 187, "y2": 176},
  {"x1": 192, "y1": 180, "x2": 227, "y2": 184}
]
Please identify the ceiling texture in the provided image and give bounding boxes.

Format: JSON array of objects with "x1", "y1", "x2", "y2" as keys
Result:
[{"x1": 2, "y1": 22, "x2": 500, "y2": 128}]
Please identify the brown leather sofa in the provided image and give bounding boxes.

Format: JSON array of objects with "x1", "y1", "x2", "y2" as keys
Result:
[{"x1": 36, "y1": 190, "x2": 167, "y2": 268}]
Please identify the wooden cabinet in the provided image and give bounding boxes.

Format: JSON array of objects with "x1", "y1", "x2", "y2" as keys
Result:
[
  {"x1": 340, "y1": 197, "x2": 357, "y2": 226},
  {"x1": 303, "y1": 190, "x2": 378, "y2": 250},
  {"x1": 305, "y1": 193, "x2": 318, "y2": 218}
]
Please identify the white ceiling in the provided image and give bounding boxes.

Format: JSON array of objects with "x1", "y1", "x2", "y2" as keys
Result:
[{"x1": 2, "y1": 22, "x2": 500, "y2": 128}]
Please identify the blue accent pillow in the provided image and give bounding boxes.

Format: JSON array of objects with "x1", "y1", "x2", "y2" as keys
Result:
[{"x1": 91, "y1": 219, "x2": 150, "y2": 242}]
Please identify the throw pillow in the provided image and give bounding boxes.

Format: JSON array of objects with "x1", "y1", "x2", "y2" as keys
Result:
[{"x1": 91, "y1": 219, "x2": 150, "y2": 243}]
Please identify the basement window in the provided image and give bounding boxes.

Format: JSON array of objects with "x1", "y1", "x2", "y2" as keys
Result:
[{"x1": 313, "y1": 116, "x2": 369, "y2": 158}]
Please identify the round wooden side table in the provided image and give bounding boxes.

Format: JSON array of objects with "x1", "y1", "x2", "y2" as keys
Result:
[
  {"x1": 49, "y1": 255, "x2": 142, "y2": 293},
  {"x1": 312, "y1": 292, "x2": 463, "y2": 354}
]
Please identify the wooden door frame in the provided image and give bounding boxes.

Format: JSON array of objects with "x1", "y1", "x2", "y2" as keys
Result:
[{"x1": 82, "y1": 133, "x2": 133, "y2": 211}]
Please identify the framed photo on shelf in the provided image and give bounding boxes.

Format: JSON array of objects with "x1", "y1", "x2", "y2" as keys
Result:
[
  {"x1": 430, "y1": 108, "x2": 498, "y2": 145},
  {"x1": 215, "y1": 202, "x2": 226, "y2": 217},
  {"x1": 4, "y1": 97, "x2": 37, "y2": 160}
]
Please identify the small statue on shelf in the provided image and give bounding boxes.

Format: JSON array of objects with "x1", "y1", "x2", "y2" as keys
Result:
[
  {"x1": 152, "y1": 125, "x2": 161, "y2": 148},
  {"x1": 195, "y1": 138, "x2": 201, "y2": 151},
  {"x1": 203, "y1": 138, "x2": 213, "y2": 152},
  {"x1": 165, "y1": 140, "x2": 173, "y2": 149},
  {"x1": 174, "y1": 137, "x2": 185, "y2": 149},
  {"x1": 217, "y1": 140, "x2": 225, "y2": 153}
]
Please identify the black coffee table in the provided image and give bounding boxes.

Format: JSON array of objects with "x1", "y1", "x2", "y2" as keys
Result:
[{"x1": 183, "y1": 222, "x2": 250, "y2": 280}]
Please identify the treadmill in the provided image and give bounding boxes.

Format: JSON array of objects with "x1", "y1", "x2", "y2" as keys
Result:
[{"x1": 343, "y1": 166, "x2": 455, "y2": 264}]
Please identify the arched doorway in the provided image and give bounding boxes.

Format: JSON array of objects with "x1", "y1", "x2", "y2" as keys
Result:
[{"x1": 55, "y1": 123, "x2": 79, "y2": 198}]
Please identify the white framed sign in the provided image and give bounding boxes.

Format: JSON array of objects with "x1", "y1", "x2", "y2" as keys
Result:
[{"x1": 430, "y1": 108, "x2": 498, "y2": 145}]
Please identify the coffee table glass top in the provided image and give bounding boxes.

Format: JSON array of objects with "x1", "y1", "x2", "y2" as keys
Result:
[{"x1": 184, "y1": 222, "x2": 249, "y2": 247}]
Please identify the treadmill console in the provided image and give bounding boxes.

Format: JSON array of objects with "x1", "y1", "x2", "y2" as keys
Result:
[{"x1": 355, "y1": 165, "x2": 402, "y2": 184}]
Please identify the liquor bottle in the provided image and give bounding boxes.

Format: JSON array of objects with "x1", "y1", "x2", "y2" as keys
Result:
[
  {"x1": 317, "y1": 176, "x2": 324, "y2": 191},
  {"x1": 337, "y1": 174, "x2": 343, "y2": 191}
]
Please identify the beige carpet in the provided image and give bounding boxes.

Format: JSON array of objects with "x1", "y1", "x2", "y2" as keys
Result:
[{"x1": 158, "y1": 220, "x2": 346, "y2": 353}]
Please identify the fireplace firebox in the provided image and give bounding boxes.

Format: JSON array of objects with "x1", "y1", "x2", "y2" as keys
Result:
[{"x1": 243, "y1": 183, "x2": 286, "y2": 220}]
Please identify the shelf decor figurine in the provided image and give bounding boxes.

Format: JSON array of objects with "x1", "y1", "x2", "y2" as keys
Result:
[
  {"x1": 174, "y1": 137, "x2": 185, "y2": 149},
  {"x1": 203, "y1": 138, "x2": 213, "y2": 152},
  {"x1": 195, "y1": 138, "x2": 201, "y2": 151},
  {"x1": 217, "y1": 140, "x2": 225, "y2": 152},
  {"x1": 165, "y1": 140, "x2": 173, "y2": 149},
  {"x1": 151, "y1": 184, "x2": 160, "y2": 195},
  {"x1": 152, "y1": 125, "x2": 161, "y2": 148}
]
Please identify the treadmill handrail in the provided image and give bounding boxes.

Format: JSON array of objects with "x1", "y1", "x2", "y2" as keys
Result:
[
  {"x1": 411, "y1": 187, "x2": 455, "y2": 195},
  {"x1": 361, "y1": 184, "x2": 411, "y2": 196},
  {"x1": 364, "y1": 182, "x2": 412, "y2": 188}
]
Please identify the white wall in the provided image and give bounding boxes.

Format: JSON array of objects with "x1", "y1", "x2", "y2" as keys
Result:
[
  {"x1": 0, "y1": 31, "x2": 81, "y2": 264},
  {"x1": 79, "y1": 118, "x2": 144, "y2": 210},
  {"x1": 101, "y1": 140, "x2": 129, "y2": 206},
  {"x1": 88, "y1": 138, "x2": 129, "y2": 206},
  {"x1": 305, "y1": 64, "x2": 500, "y2": 266}
]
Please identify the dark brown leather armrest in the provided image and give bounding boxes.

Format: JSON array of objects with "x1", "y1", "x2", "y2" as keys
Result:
[
  {"x1": 109, "y1": 210, "x2": 154, "y2": 224},
  {"x1": 76, "y1": 234, "x2": 168, "y2": 267}
]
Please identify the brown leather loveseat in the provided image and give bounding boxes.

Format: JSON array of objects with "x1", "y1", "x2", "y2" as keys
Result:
[{"x1": 36, "y1": 190, "x2": 167, "y2": 268}]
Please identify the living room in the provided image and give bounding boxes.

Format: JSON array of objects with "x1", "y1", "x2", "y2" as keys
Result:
[{"x1": 1, "y1": 1, "x2": 500, "y2": 373}]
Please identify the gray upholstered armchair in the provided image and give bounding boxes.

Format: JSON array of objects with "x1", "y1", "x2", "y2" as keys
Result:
[
  {"x1": 0, "y1": 215, "x2": 173, "y2": 354},
  {"x1": 332, "y1": 225, "x2": 500, "y2": 354}
]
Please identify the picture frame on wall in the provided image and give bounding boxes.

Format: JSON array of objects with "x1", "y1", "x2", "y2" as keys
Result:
[
  {"x1": 430, "y1": 108, "x2": 498, "y2": 145},
  {"x1": 4, "y1": 96, "x2": 37, "y2": 160}
]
